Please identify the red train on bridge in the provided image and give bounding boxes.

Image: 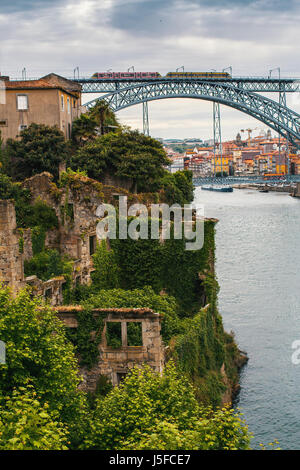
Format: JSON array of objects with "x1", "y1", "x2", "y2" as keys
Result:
[
  {"x1": 92, "y1": 72, "x2": 161, "y2": 79},
  {"x1": 91, "y1": 71, "x2": 231, "y2": 80}
]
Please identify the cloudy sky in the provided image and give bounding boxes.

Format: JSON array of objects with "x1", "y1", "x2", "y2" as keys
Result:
[{"x1": 1, "y1": 0, "x2": 300, "y2": 140}]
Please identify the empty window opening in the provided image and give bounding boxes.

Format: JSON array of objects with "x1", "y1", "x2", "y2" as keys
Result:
[
  {"x1": 89, "y1": 235, "x2": 96, "y2": 255},
  {"x1": 0, "y1": 119, "x2": 7, "y2": 126},
  {"x1": 117, "y1": 372, "x2": 127, "y2": 385},
  {"x1": 127, "y1": 322, "x2": 143, "y2": 346},
  {"x1": 106, "y1": 322, "x2": 122, "y2": 349},
  {"x1": 67, "y1": 203, "x2": 74, "y2": 221},
  {"x1": 44, "y1": 288, "x2": 52, "y2": 299}
]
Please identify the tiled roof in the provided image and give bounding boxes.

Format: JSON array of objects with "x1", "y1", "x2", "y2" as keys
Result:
[{"x1": 4, "y1": 73, "x2": 81, "y2": 95}]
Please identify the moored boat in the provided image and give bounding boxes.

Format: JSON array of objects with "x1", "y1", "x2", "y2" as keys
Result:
[{"x1": 202, "y1": 185, "x2": 233, "y2": 193}]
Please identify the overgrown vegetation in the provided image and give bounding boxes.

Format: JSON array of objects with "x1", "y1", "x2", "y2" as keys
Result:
[
  {"x1": 0, "y1": 286, "x2": 89, "y2": 448},
  {"x1": 83, "y1": 362, "x2": 251, "y2": 450},
  {"x1": 0, "y1": 287, "x2": 252, "y2": 450},
  {"x1": 0, "y1": 103, "x2": 256, "y2": 450},
  {"x1": 107, "y1": 218, "x2": 216, "y2": 314},
  {"x1": 159, "y1": 170, "x2": 194, "y2": 205},
  {"x1": 172, "y1": 308, "x2": 236, "y2": 407},
  {"x1": 70, "y1": 128, "x2": 170, "y2": 192},
  {"x1": 2, "y1": 123, "x2": 70, "y2": 181},
  {"x1": 0, "y1": 386, "x2": 69, "y2": 450},
  {"x1": 24, "y1": 249, "x2": 73, "y2": 283},
  {"x1": 91, "y1": 240, "x2": 120, "y2": 290},
  {"x1": 67, "y1": 223, "x2": 237, "y2": 407},
  {"x1": 0, "y1": 173, "x2": 58, "y2": 232},
  {"x1": 65, "y1": 303, "x2": 107, "y2": 369},
  {"x1": 72, "y1": 100, "x2": 120, "y2": 144}
]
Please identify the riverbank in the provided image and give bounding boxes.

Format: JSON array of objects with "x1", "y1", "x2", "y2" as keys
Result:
[
  {"x1": 232, "y1": 182, "x2": 294, "y2": 193},
  {"x1": 195, "y1": 186, "x2": 300, "y2": 449}
]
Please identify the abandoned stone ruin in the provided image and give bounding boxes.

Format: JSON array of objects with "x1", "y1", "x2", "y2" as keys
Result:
[
  {"x1": 0, "y1": 170, "x2": 214, "y2": 391},
  {"x1": 0, "y1": 171, "x2": 138, "y2": 302},
  {"x1": 0, "y1": 171, "x2": 170, "y2": 389},
  {"x1": 55, "y1": 306, "x2": 165, "y2": 391}
]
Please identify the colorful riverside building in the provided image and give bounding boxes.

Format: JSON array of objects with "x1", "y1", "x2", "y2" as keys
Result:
[
  {"x1": 213, "y1": 155, "x2": 230, "y2": 175},
  {"x1": 0, "y1": 73, "x2": 83, "y2": 142},
  {"x1": 181, "y1": 132, "x2": 300, "y2": 177}
]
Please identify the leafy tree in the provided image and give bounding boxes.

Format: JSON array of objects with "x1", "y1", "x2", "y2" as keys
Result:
[
  {"x1": 123, "y1": 407, "x2": 251, "y2": 450},
  {"x1": 24, "y1": 249, "x2": 72, "y2": 281},
  {"x1": 89, "y1": 100, "x2": 119, "y2": 136},
  {"x1": 158, "y1": 170, "x2": 194, "y2": 205},
  {"x1": 0, "y1": 386, "x2": 68, "y2": 450},
  {"x1": 20, "y1": 197, "x2": 59, "y2": 230},
  {"x1": 72, "y1": 100, "x2": 120, "y2": 145},
  {"x1": 70, "y1": 129, "x2": 170, "y2": 192},
  {"x1": 0, "y1": 172, "x2": 29, "y2": 201},
  {"x1": 4, "y1": 123, "x2": 70, "y2": 181},
  {"x1": 173, "y1": 170, "x2": 194, "y2": 203},
  {"x1": 71, "y1": 113, "x2": 98, "y2": 145},
  {"x1": 0, "y1": 173, "x2": 35, "y2": 227},
  {"x1": 83, "y1": 362, "x2": 251, "y2": 450},
  {"x1": 0, "y1": 285, "x2": 88, "y2": 447}
]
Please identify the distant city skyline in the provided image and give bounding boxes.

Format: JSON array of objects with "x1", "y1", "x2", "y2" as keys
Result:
[{"x1": 1, "y1": 0, "x2": 300, "y2": 139}]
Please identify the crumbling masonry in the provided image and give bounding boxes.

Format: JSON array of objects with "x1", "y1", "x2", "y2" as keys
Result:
[
  {"x1": 0, "y1": 172, "x2": 166, "y2": 388},
  {"x1": 0, "y1": 172, "x2": 137, "y2": 303},
  {"x1": 55, "y1": 306, "x2": 165, "y2": 391}
]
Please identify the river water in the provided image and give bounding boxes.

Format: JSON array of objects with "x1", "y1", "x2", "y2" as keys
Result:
[{"x1": 193, "y1": 187, "x2": 300, "y2": 450}]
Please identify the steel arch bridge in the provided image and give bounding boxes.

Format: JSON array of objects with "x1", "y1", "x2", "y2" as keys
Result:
[{"x1": 84, "y1": 80, "x2": 300, "y2": 147}]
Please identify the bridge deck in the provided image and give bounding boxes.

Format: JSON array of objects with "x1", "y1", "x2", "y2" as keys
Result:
[
  {"x1": 7, "y1": 76, "x2": 299, "y2": 93},
  {"x1": 76, "y1": 77, "x2": 299, "y2": 93}
]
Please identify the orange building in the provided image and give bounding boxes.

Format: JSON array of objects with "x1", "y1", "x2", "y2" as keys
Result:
[{"x1": 0, "y1": 73, "x2": 83, "y2": 142}]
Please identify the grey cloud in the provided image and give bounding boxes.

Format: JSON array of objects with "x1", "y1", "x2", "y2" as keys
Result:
[
  {"x1": 188, "y1": 0, "x2": 298, "y2": 9},
  {"x1": 109, "y1": 0, "x2": 175, "y2": 34},
  {"x1": 108, "y1": 0, "x2": 300, "y2": 42},
  {"x1": 0, "y1": 0, "x2": 62, "y2": 14},
  {"x1": 0, "y1": 0, "x2": 299, "y2": 140}
]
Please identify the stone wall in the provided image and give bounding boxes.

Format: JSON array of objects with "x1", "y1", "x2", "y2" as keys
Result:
[
  {"x1": 55, "y1": 306, "x2": 165, "y2": 391},
  {"x1": 23, "y1": 228, "x2": 33, "y2": 260},
  {"x1": 101, "y1": 171, "x2": 134, "y2": 192},
  {"x1": 0, "y1": 172, "x2": 165, "y2": 304},
  {"x1": 26, "y1": 275, "x2": 64, "y2": 306},
  {"x1": 0, "y1": 200, "x2": 24, "y2": 292}
]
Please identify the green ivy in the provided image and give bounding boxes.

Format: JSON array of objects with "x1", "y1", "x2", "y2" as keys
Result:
[
  {"x1": 91, "y1": 240, "x2": 120, "y2": 290},
  {"x1": 31, "y1": 226, "x2": 46, "y2": 256},
  {"x1": 18, "y1": 229, "x2": 24, "y2": 254},
  {"x1": 65, "y1": 303, "x2": 107, "y2": 369},
  {"x1": 110, "y1": 219, "x2": 217, "y2": 314},
  {"x1": 24, "y1": 249, "x2": 73, "y2": 283}
]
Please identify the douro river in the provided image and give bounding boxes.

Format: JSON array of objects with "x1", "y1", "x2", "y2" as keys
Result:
[{"x1": 194, "y1": 186, "x2": 300, "y2": 450}]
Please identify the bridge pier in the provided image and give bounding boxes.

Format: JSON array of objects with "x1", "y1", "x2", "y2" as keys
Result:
[
  {"x1": 143, "y1": 101, "x2": 149, "y2": 136},
  {"x1": 279, "y1": 87, "x2": 289, "y2": 175},
  {"x1": 213, "y1": 102, "x2": 222, "y2": 176}
]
